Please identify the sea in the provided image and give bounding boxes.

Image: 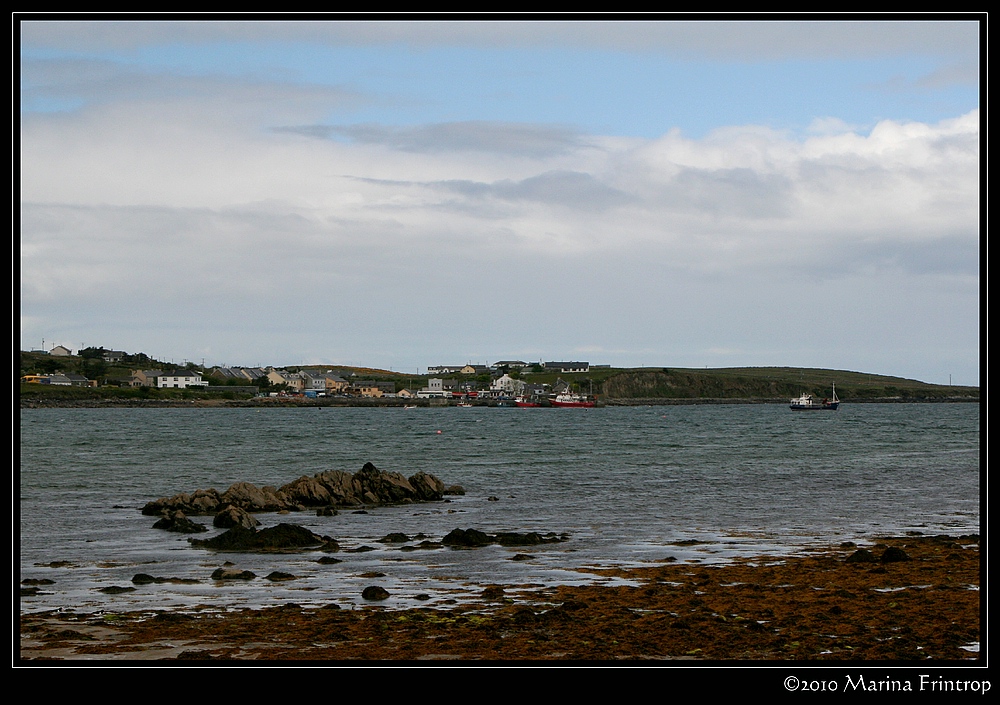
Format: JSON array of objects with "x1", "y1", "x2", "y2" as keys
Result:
[{"x1": 18, "y1": 403, "x2": 980, "y2": 615}]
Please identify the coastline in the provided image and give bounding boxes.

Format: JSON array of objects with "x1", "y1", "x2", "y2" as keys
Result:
[
  {"x1": 19, "y1": 396, "x2": 981, "y2": 409},
  {"x1": 20, "y1": 534, "x2": 980, "y2": 662}
]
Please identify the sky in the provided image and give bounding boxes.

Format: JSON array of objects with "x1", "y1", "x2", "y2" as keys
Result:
[{"x1": 18, "y1": 18, "x2": 981, "y2": 385}]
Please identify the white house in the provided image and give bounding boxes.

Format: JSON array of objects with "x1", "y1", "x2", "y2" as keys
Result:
[
  {"x1": 156, "y1": 371, "x2": 208, "y2": 388},
  {"x1": 490, "y1": 374, "x2": 525, "y2": 395},
  {"x1": 417, "y1": 378, "x2": 450, "y2": 398}
]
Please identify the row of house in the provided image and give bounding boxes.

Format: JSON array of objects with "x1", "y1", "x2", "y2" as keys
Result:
[
  {"x1": 208, "y1": 367, "x2": 398, "y2": 398},
  {"x1": 412, "y1": 374, "x2": 552, "y2": 399},
  {"x1": 128, "y1": 369, "x2": 209, "y2": 388},
  {"x1": 21, "y1": 373, "x2": 96, "y2": 387},
  {"x1": 427, "y1": 361, "x2": 592, "y2": 374}
]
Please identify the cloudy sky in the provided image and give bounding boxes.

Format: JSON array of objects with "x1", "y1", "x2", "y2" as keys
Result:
[{"x1": 18, "y1": 19, "x2": 980, "y2": 385}]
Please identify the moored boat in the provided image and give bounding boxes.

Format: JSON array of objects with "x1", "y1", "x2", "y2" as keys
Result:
[
  {"x1": 515, "y1": 396, "x2": 542, "y2": 407},
  {"x1": 549, "y1": 391, "x2": 595, "y2": 408},
  {"x1": 789, "y1": 383, "x2": 839, "y2": 410}
]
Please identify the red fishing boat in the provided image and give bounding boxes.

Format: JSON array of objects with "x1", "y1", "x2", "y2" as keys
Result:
[{"x1": 549, "y1": 391, "x2": 595, "y2": 408}]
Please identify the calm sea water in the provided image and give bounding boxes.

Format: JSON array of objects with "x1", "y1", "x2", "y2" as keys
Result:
[{"x1": 19, "y1": 403, "x2": 980, "y2": 614}]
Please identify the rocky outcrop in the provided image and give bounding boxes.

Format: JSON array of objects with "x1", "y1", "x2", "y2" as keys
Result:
[
  {"x1": 408, "y1": 471, "x2": 446, "y2": 501},
  {"x1": 142, "y1": 463, "x2": 450, "y2": 516},
  {"x1": 190, "y1": 523, "x2": 339, "y2": 552}
]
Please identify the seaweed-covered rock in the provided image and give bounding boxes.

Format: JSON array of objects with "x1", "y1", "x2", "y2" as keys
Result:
[
  {"x1": 442, "y1": 529, "x2": 568, "y2": 548},
  {"x1": 190, "y1": 523, "x2": 335, "y2": 552},
  {"x1": 880, "y1": 546, "x2": 911, "y2": 563},
  {"x1": 442, "y1": 528, "x2": 493, "y2": 547},
  {"x1": 362, "y1": 585, "x2": 390, "y2": 601},
  {"x1": 496, "y1": 532, "x2": 545, "y2": 546},
  {"x1": 265, "y1": 571, "x2": 297, "y2": 582},
  {"x1": 210, "y1": 567, "x2": 256, "y2": 580},
  {"x1": 846, "y1": 548, "x2": 878, "y2": 563},
  {"x1": 152, "y1": 510, "x2": 208, "y2": 533}
]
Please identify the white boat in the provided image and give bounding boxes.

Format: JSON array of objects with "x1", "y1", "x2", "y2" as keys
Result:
[{"x1": 790, "y1": 383, "x2": 839, "y2": 411}]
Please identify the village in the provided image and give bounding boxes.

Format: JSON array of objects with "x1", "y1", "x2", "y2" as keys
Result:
[{"x1": 20, "y1": 345, "x2": 602, "y2": 404}]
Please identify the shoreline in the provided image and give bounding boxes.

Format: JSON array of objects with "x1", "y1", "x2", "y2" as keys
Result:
[
  {"x1": 20, "y1": 396, "x2": 981, "y2": 409},
  {"x1": 19, "y1": 533, "x2": 980, "y2": 662}
]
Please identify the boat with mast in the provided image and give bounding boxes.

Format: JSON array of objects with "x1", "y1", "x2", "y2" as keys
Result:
[
  {"x1": 549, "y1": 391, "x2": 596, "y2": 408},
  {"x1": 789, "y1": 383, "x2": 840, "y2": 411}
]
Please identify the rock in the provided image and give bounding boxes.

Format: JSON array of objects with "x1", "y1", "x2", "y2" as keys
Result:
[
  {"x1": 142, "y1": 489, "x2": 223, "y2": 516},
  {"x1": 211, "y1": 568, "x2": 256, "y2": 580},
  {"x1": 441, "y1": 528, "x2": 568, "y2": 548},
  {"x1": 496, "y1": 532, "x2": 544, "y2": 546},
  {"x1": 143, "y1": 463, "x2": 449, "y2": 516},
  {"x1": 131, "y1": 573, "x2": 200, "y2": 585},
  {"x1": 152, "y1": 509, "x2": 208, "y2": 533},
  {"x1": 378, "y1": 532, "x2": 410, "y2": 543},
  {"x1": 265, "y1": 571, "x2": 296, "y2": 581},
  {"x1": 444, "y1": 485, "x2": 466, "y2": 496},
  {"x1": 880, "y1": 546, "x2": 911, "y2": 563},
  {"x1": 846, "y1": 548, "x2": 878, "y2": 563},
  {"x1": 362, "y1": 585, "x2": 390, "y2": 601},
  {"x1": 220, "y1": 482, "x2": 287, "y2": 513},
  {"x1": 191, "y1": 523, "x2": 336, "y2": 552},
  {"x1": 481, "y1": 585, "x2": 506, "y2": 600},
  {"x1": 409, "y1": 471, "x2": 446, "y2": 500},
  {"x1": 213, "y1": 505, "x2": 261, "y2": 529},
  {"x1": 355, "y1": 462, "x2": 417, "y2": 504},
  {"x1": 442, "y1": 528, "x2": 492, "y2": 547}
]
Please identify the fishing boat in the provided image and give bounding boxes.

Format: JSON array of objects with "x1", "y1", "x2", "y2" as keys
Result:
[
  {"x1": 515, "y1": 396, "x2": 542, "y2": 407},
  {"x1": 549, "y1": 391, "x2": 595, "y2": 408},
  {"x1": 789, "y1": 383, "x2": 839, "y2": 411}
]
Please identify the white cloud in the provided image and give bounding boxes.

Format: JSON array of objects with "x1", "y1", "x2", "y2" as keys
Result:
[{"x1": 17, "y1": 22, "x2": 980, "y2": 383}]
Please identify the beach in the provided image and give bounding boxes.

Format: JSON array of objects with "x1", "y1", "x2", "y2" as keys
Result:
[{"x1": 20, "y1": 534, "x2": 980, "y2": 662}]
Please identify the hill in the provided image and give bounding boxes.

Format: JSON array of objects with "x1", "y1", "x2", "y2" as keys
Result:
[{"x1": 595, "y1": 367, "x2": 978, "y2": 403}]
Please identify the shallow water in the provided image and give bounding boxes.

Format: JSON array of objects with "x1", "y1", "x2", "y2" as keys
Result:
[{"x1": 19, "y1": 403, "x2": 980, "y2": 613}]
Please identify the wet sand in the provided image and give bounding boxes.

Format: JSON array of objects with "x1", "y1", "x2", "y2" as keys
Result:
[{"x1": 19, "y1": 534, "x2": 980, "y2": 663}]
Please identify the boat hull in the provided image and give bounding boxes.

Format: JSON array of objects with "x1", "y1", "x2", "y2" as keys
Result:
[{"x1": 550, "y1": 400, "x2": 595, "y2": 408}]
